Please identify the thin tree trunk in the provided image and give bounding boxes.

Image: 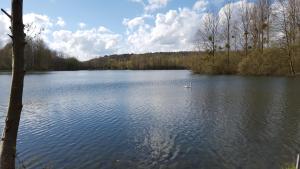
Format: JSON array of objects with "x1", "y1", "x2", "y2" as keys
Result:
[
  {"x1": 245, "y1": 33, "x2": 248, "y2": 56},
  {"x1": 261, "y1": 27, "x2": 264, "y2": 52},
  {"x1": 267, "y1": 15, "x2": 270, "y2": 48},
  {"x1": 289, "y1": 49, "x2": 296, "y2": 76},
  {"x1": 212, "y1": 39, "x2": 215, "y2": 64},
  {"x1": 259, "y1": 0, "x2": 265, "y2": 53},
  {"x1": 227, "y1": 23, "x2": 230, "y2": 67},
  {"x1": 0, "y1": 0, "x2": 26, "y2": 169}
]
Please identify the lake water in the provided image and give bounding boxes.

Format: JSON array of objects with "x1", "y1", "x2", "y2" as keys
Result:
[{"x1": 0, "y1": 70, "x2": 300, "y2": 169}]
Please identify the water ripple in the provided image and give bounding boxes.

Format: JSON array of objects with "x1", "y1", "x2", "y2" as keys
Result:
[{"x1": 0, "y1": 71, "x2": 299, "y2": 169}]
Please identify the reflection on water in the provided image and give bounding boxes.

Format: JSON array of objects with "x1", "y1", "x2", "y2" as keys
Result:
[{"x1": 0, "y1": 71, "x2": 300, "y2": 169}]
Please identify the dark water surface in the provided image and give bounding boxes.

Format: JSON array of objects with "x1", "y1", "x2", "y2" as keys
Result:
[{"x1": 0, "y1": 70, "x2": 300, "y2": 169}]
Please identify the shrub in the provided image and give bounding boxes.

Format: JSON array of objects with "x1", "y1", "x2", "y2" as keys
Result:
[{"x1": 238, "y1": 49, "x2": 290, "y2": 76}]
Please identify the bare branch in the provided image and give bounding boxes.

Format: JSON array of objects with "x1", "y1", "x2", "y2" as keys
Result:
[
  {"x1": 7, "y1": 34, "x2": 13, "y2": 40},
  {"x1": 1, "y1": 8, "x2": 11, "y2": 20}
]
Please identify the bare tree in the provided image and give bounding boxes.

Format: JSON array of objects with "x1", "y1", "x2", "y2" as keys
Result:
[
  {"x1": 223, "y1": 1, "x2": 233, "y2": 67},
  {"x1": 296, "y1": 0, "x2": 300, "y2": 33},
  {"x1": 288, "y1": 0, "x2": 298, "y2": 44},
  {"x1": 24, "y1": 23, "x2": 44, "y2": 69},
  {"x1": 0, "y1": 0, "x2": 26, "y2": 168},
  {"x1": 232, "y1": 22, "x2": 241, "y2": 52},
  {"x1": 258, "y1": 0, "x2": 265, "y2": 51},
  {"x1": 275, "y1": 0, "x2": 296, "y2": 75},
  {"x1": 197, "y1": 13, "x2": 220, "y2": 63},
  {"x1": 250, "y1": 4, "x2": 260, "y2": 50},
  {"x1": 257, "y1": 0, "x2": 272, "y2": 52},
  {"x1": 288, "y1": 0, "x2": 299, "y2": 74},
  {"x1": 240, "y1": 0, "x2": 252, "y2": 56},
  {"x1": 265, "y1": 0, "x2": 272, "y2": 48}
]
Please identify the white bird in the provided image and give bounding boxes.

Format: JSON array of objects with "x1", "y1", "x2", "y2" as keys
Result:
[{"x1": 184, "y1": 82, "x2": 192, "y2": 88}]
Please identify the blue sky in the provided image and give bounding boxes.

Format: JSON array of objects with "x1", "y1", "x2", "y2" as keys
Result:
[
  {"x1": 1, "y1": 0, "x2": 208, "y2": 31},
  {"x1": 0, "y1": 0, "x2": 246, "y2": 60}
]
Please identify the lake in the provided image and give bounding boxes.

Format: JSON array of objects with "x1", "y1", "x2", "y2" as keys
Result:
[{"x1": 0, "y1": 70, "x2": 300, "y2": 169}]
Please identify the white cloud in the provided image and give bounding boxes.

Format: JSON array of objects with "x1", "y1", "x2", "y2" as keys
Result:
[
  {"x1": 0, "y1": 7, "x2": 205, "y2": 59},
  {"x1": 123, "y1": 15, "x2": 153, "y2": 30},
  {"x1": 123, "y1": 17, "x2": 144, "y2": 30},
  {"x1": 145, "y1": 0, "x2": 171, "y2": 12},
  {"x1": 78, "y1": 22, "x2": 86, "y2": 29},
  {"x1": 0, "y1": 12, "x2": 122, "y2": 60},
  {"x1": 209, "y1": 0, "x2": 258, "y2": 50},
  {"x1": 0, "y1": 0, "x2": 260, "y2": 60},
  {"x1": 0, "y1": 14, "x2": 11, "y2": 47},
  {"x1": 23, "y1": 13, "x2": 54, "y2": 44},
  {"x1": 56, "y1": 17, "x2": 65, "y2": 27},
  {"x1": 50, "y1": 27, "x2": 122, "y2": 60},
  {"x1": 123, "y1": 8, "x2": 203, "y2": 53},
  {"x1": 193, "y1": 0, "x2": 208, "y2": 12},
  {"x1": 0, "y1": 12, "x2": 53, "y2": 47},
  {"x1": 24, "y1": 13, "x2": 53, "y2": 29},
  {"x1": 218, "y1": 1, "x2": 247, "y2": 23},
  {"x1": 130, "y1": 0, "x2": 171, "y2": 13}
]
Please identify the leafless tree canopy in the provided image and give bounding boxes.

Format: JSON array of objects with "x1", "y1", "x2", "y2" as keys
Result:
[{"x1": 195, "y1": 0, "x2": 300, "y2": 75}]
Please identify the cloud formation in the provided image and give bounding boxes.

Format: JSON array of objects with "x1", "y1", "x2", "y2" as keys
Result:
[
  {"x1": 78, "y1": 22, "x2": 87, "y2": 29},
  {"x1": 0, "y1": 0, "x2": 255, "y2": 60},
  {"x1": 56, "y1": 17, "x2": 65, "y2": 27},
  {"x1": 124, "y1": 8, "x2": 202, "y2": 53},
  {"x1": 193, "y1": 0, "x2": 208, "y2": 11},
  {"x1": 0, "y1": 14, "x2": 10, "y2": 47},
  {"x1": 130, "y1": 0, "x2": 171, "y2": 13},
  {"x1": 50, "y1": 27, "x2": 122, "y2": 60},
  {"x1": 145, "y1": 0, "x2": 171, "y2": 12},
  {"x1": 0, "y1": 12, "x2": 53, "y2": 47}
]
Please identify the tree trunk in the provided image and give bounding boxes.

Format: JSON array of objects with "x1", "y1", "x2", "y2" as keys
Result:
[
  {"x1": 245, "y1": 33, "x2": 248, "y2": 56},
  {"x1": 261, "y1": 26, "x2": 264, "y2": 53},
  {"x1": 0, "y1": 0, "x2": 26, "y2": 169},
  {"x1": 260, "y1": 0, "x2": 264, "y2": 53},
  {"x1": 212, "y1": 39, "x2": 215, "y2": 64},
  {"x1": 227, "y1": 23, "x2": 230, "y2": 67},
  {"x1": 289, "y1": 50, "x2": 296, "y2": 76}
]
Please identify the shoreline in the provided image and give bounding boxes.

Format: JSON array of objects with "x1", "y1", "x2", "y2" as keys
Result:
[{"x1": 0, "y1": 69, "x2": 299, "y2": 78}]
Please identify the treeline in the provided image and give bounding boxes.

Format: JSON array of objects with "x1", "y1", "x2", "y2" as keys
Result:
[
  {"x1": 0, "y1": 40, "x2": 82, "y2": 71},
  {"x1": 0, "y1": 39, "x2": 299, "y2": 76},
  {"x1": 0, "y1": 40, "x2": 81, "y2": 71},
  {"x1": 191, "y1": 0, "x2": 300, "y2": 76},
  {"x1": 83, "y1": 52, "x2": 195, "y2": 70},
  {"x1": 0, "y1": 40, "x2": 192, "y2": 71},
  {"x1": 1, "y1": 0, "x2": 299, "y2": 76}
]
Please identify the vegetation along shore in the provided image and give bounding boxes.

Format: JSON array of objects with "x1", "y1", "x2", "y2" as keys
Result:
[{"x1": 1, "y1": 0, "x2": 299, "y2": 76}]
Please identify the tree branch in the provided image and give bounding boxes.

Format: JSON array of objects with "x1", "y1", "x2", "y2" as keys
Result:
[
  {"x1": 7, "y1": 34, "x2": 13, "y2": 40},
  {"x1": 1, "y1": 8, "x2": 11, "y2": 20}
]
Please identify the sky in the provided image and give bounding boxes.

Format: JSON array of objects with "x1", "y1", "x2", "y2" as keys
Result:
[{"x1": 0, "y1": 0, "x2": 249, "y2": 60}]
